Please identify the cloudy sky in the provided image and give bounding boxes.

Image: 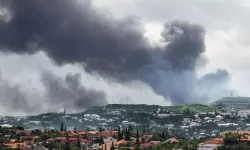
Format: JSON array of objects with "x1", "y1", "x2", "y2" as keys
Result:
[{"x1": 0, "y1": 0, "x2": 249, "y2": 115}]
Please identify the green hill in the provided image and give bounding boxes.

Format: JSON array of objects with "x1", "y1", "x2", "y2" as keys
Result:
[
  {"x1": 104, "y1": 104, "x2": 218, "y2": 113},
  {"x1": 212, "y1": 97, "x2": 250, "y2": 109},
  {"x1": 163, "y1": 104, "x2": 217, "y2": 113}
]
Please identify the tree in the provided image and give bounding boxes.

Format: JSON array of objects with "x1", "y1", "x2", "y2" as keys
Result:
[
  {"x1": 135, "y1": 130, "x2": 140, "y2": 150},
  {"x1": 125, "y1": 128, "x2": 130, "y2": 141},
  {"x1": 223, "y1": 132, "x2": 238, "y2": 146},
  {"x1": 99, "y1": 126, "x2": 102, "y2": 132},
  {"x1": 74, "y1": 127, "x2": 77, "y2": 133},
  {"x1": 15, "y1": 126, "x2": 24, "y2": 130},
  {"x1": 99, "y1": 138, "x2": 104, "y2": 146},
  {"x1": 65, "y1": 135, "x2": 70, "y2": 150},
  {"x1": 77, "y1": 135, "x2": 81, "y2": 149},
  {"x1": 136, "y1": 130, "x2": 140, "y2": 145},
  {"x1": 128, "y1": 125, "x2": 133, "y2": 132},
  {"x1": 110, "y1": 142, "x2": 115, "y2": 150},
  {"x1": 60, "y1": 122, "x2": 64, "y2": 132},
  {"x1": 118, "y1": 126, "x2": 123, "y2": 141},
  {"x1": 161, "y1": 131, "x2": 166, "y2": 140},
  {"x1": 215, "y1": 108, "x2": 218, "y2": 116},
  {"x1": 105, "y1": 143, "x2": 107, "y2": 150}
]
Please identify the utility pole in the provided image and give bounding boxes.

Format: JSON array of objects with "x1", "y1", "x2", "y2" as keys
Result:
[{"x1": 230, "y1": 91, "x2": 234, "y2": 97}]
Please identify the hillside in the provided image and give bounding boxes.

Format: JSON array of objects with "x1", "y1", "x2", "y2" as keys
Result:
[
  {"x1": 163, "y1": 104, "x2": 217, "y2": 113},
  {"x1": 104, "y1": 104, "x2": 218, "y2": 113},
  {"x1": 212, "y1": 97, "x2": 250, "y2": 109}
]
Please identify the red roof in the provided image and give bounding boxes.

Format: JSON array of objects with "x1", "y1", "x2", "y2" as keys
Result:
[
  {"x1": 80, "y1": 139, "x2": 90, "y2": 143},
  {"x1": 69, "y1": 138, "x2": 78, "y2": 141},
  {"x1": 10, "y1": 139, "x2": 17, "y2": 143},
  {"x1": 150, "y1": 141, "x2": 161, "y2": 145},
  {"x1": 33, "y1": 136, "x2": 39, "y2": 139},
  {"x1": 24, "y1": 130, "x2": 32, "y2": 136},
  {"x1": 55, "y1": 137, "x2": 67, "y2": 140},
  {"x1": 140, "y1": 143, "x2": 151, "y2": 148},
  {"x1": 24, "y1": 140, "x2": 34, "y2": 145},
  {"x1": 167, "y1": 138, "x2": 179, "y2": 143},
  {"x1": 20, "y1": 136, "x2": 38, "y2": 140},
  {"x1": 96, "y1": 131, "x2": 118, "y2": 137},
  {"x1": 202, "y1": 139, "x2": 223, "y2": 145},
  {"x1": 48, "y1": 138, "x2": 55, "y2": 141}
]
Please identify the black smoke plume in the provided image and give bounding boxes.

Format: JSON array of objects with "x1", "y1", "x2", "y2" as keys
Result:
[
  {"x1": 0, "y1": 0, "x2": 230, "y2": 106},
  {"x1": 0, "y1": 0, "x2": 151, "y2": 75}
]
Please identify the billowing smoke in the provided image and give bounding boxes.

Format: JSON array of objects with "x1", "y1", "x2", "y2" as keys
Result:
[
  {"x1": 0, "y1": 71, "x2": 42, "y2": 114},
  {"x1": 138, "y1": 20, "x2": 209, "y2": 104},
  {"x1": 162, "y1": 20, "x2": 205, "y2": 70},
  {"x1": 195, "y1": 69, "x2": 230, "y2": 102},
  {"x1": 41, "y1": 72, "x2": 107, "y2": 109},
  {"x1": 0, "y1": 0, "x2": 151, "y2": 75},
  {"x1": 0, "y1": 0, "x2": 230, "y2": 108},
  {"x1": 0, "y1": 70, "x2": 107, "y2": 114}
]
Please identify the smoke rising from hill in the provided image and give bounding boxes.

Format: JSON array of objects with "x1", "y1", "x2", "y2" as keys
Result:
[{"x1": 0, "y1": 0, "x2": 230, "y2": 109}]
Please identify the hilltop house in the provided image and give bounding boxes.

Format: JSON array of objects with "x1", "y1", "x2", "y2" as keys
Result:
[{"x1": 197, "y1": 138, "x2": 223, "y2": 150}]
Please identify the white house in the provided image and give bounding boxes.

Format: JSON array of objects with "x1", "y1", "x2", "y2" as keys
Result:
[
  {"x1": 238, "y1": 110, "x2": 250, "y2": 117},
  {"x1": 0, "y1": 124, "x2": 13, "y2": 128},
  {"x1": 183, "y1": 118, "x2": 192, "y2": 123},
  {"x1": 215, "y1": 115, "x2": 223, "y2": 121}
]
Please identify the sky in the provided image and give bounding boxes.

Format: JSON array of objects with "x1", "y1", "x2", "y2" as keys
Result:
[{"x1": 0, "y1": 0, "x2": 249, "y2": 115}]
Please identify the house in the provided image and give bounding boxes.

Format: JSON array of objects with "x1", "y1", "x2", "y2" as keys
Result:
[
  {"x1": 197, "y1": 138, "x2": 223, "y2": 150},
  {"x1": 121, "y1": 121, "x2": 136, "y2": 128},
  {"x1": 238, "y1": 110, "x2": 250, "y2": 117},
  {"x1": 107, "y1": 110, "x2": 122, "y2": 116},
  {"x1": 103, "y1": 137, "x2": 117, "y2": 143},
  {"x1": 96, "y1": 131, "x2": 118, "y2": 138},
  {"x1": 215, "y1": 115, "x2": 223, "y2": 121},
  {"x1": 166, "y1": 138, "x2": 179, "y2": 143},
  {"x1": 142, "y1": 135, "x2": 153, "y2": 142},
  {"x1": 157, "y1": 113, "x2": 171, "y2": 118},
  {"x1": 0, "y1": 124, "x2": 14, "y2": 128},
  {"x1": 218, "y1": 123, "x2": 238, "y2": 127},
  {"x1": 68, "y1": 138, "x2": 78, "y2": 143},
  {"x1": 149, "y1": 141, "x2": 161, "y2": 145},
  {"x1": 55, "y1": 137, "x2": 67, "y2": 142},
  {"x1": 99, "y1": 139, "x2": 128, "y2": 150},
  {"x1": 140, "y1": 143, "x2": 151, "y2": 149},
  {"x1": 84, "y1": 114, "x2": 101, "y2": 119},
  {"x1": 20, "y1": 136, "x2": 39, "y2": 141},
  {"x1": 4, "y1": 142, "x2": 27, "y2": 149},
  {"x1": 183, "y1": 118, "x2": 191, "y2": 123}
]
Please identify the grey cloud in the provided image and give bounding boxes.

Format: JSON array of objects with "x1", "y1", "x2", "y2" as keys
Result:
[
  {"x1": 41, "y1": 71, "x2": 107, "y2": 109},
  {"x1": 194, "y1": 69, "x2": 230, "y2": 102},
  {"x1": 0, "y1": 72, "x2": 41, "y2": 113}
]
